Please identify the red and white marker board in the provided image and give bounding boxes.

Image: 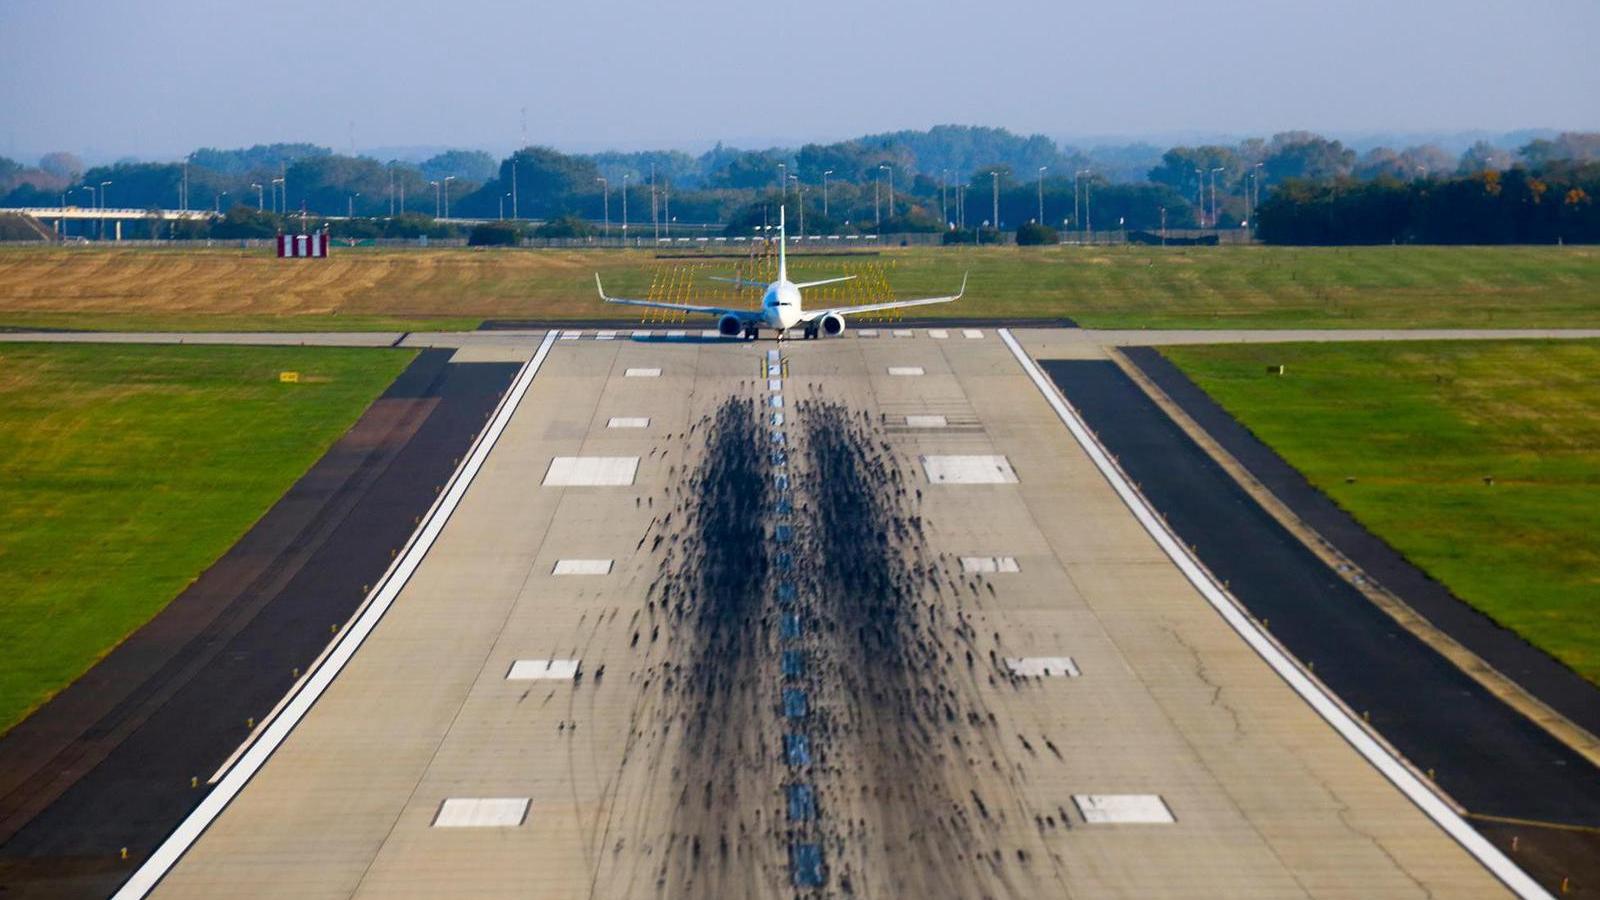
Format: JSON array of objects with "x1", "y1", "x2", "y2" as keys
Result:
[{"x1": 277, "y1": 232, "x2": 328, "y2": 258}]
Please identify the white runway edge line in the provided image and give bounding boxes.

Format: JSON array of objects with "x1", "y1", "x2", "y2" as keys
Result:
[
  {"x1": 996, "y1": 329, "x2": 1550, "y2": 900},
  {"x1": 112, "y1": 330, "x2": 562, "y2": 900}
]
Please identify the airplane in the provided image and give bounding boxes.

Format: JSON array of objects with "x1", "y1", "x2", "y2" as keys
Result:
[{"x1": 594, "y1": 207, "x2": 966, "y2": 340}]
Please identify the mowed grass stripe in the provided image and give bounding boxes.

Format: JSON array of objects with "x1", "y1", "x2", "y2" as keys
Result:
[
  {"x1": 2, "y1": 244, "x2": 1598, "y2": 331},
  {"x1": 1162, "y1": 339, "x2": 1600, "y2": 684},
  {"x1": 0, "y1": 343, "x2": 415, "y2": 733}
]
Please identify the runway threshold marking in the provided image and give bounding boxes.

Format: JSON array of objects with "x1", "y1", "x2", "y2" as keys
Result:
[
  {"x1": 112, "y1": 330, "x2": 562, "y2": 900},
  {"x1": 997, "y1": 328, "x2": 1550, "y2": 900}
]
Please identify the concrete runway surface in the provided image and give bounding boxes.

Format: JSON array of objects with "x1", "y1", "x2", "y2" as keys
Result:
[{"x1": 107, "y1": 328, "x2": 1526, "y2": 898}]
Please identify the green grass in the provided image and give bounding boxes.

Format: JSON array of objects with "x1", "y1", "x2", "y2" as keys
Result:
[
  {"x1": 0, "y1": 343, "x2": 414, "y2": 733},
  {"x1": 1161, "y1": 340, "x2": 1600, "y2": 683},
  {"x1": 3, "y1": 243, "x2": 1598, "y2": 331}
]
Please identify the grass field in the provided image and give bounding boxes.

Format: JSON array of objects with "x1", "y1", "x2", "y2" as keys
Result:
[
  {"x1": 1162, "y1": 340, "x2": 1600, "y2": 684},
  {"x1": 0, "y1": 343, "x2": 414, "y2": 734},
  {"x1": 2, "y1": 243, "x2": 1597, "y2": 331}
]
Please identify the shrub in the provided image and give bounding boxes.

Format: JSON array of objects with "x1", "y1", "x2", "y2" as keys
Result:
[{"x1": 469, "y1": 222, "x2": 523, "y2": 246}]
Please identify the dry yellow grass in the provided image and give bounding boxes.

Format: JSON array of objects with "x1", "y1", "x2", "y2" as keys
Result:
[{"x1": 3, "y1": 243, "x2": 1598, "y2": 332}]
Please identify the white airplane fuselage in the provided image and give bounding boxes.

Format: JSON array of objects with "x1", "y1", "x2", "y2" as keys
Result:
[{"x1": 761, "y1": 280, "x2": 805, "y2": 332}]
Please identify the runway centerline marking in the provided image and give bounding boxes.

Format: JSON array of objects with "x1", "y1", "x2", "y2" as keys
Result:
[
  {"x1": 112, "y1": 330, "x2": 561, "y2": 900},
  {"x1": 997, "y1": 327, "x2": 1548, "y2": 900}
]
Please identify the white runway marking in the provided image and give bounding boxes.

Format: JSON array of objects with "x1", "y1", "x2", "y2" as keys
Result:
[
  {"x1": 1073, "y1": 795, "x2": 1173, "y2": 824},
  {"x1": 507, "y1": 659, "x2": 581, "y2": 680},
  {"x1": 543, "y1": 457, "x2": 639, "y2": 486},
  {"x1": 892, "y1": 329, "x2": 913, "y2": 337},
  {"x1": 625, "y1": 367, "x2": 661, "y2": 377},
  {"x1": 552, "y1": 559, "x2": 613, "y2": 575},
  {"x1": 997, "y1": 328, "x2": 1547, "y2": 899},
  {"x1": 857, "y1": 329, "x2": 879, "y2": 337},
  {"x1": 961, "y1": 556, "x2": 1020, "y2": 573},
  {"x1": 560, "y1": 330, "x2": 582, "y2": 340},
  {"x1": 929, "y1": 329, "x2": 949, "y2": 339},
  {"x1": 111, "y1": 331, "x2": 561, "y2": 899},
  {"x1": 962, "y1": 328, "x2": 984, "y2": 339},
  {"x1": 888, "y1": 366, "x2": 925, "y2": 376},
  {"x1": 920, "y1": 455, "x2": 1019, "y2": 484},
  {"x1": 1005, "y1": 656, "x2": 1079, "y2": 677},
  {"x1": 432, "y1": 798, "x2": 530, "y2": 828},
  {"x1": 607, "y1": 417, "x2": 649, "y2": 428},
  {"x1": 904, "y1": 415, "x2": 948, "y2": 428}
]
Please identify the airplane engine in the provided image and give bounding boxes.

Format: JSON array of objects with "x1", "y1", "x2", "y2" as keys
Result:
[
  {"x1": 718, "y1": 314, "x2": 744, "y2": 337},
  {"x1": 820, "y1": 313, "x2": 846, "y2": 337}
]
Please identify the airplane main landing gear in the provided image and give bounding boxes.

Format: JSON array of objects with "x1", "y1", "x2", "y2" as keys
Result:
[
  {"x1": 743, "y1": 325, "x2": 759, "y2": 340},
  {"x1": 803, "y1": 324, "x2": 819, "y2": 340}
]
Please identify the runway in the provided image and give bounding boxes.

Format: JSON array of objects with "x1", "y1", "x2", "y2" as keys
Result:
[{"x1": 120, "y1": 329, "x2": 1516, "y2": 897}]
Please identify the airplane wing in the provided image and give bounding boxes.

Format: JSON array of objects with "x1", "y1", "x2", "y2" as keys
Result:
[
  {"x1": 800, "y1": 272, "x2": 967, "y2": 321},
  {"x1": 595, "y1": 274, "x2": 761, "y2": 318},
  {"x1": 707, "y1": 276, "x2": 769, "y2": 288}
]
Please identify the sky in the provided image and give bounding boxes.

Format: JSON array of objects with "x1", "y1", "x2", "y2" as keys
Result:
[{"x1": 3, "y1": 0, "x2": 1597, "y2": 162}]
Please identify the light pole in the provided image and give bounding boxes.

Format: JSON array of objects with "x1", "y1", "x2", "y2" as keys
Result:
[
  {"x1": 1083, "y1": 171, "x2": 1092, "y2": 237},
  {"x1": 348, "y1": 193, "x2": 359, "y2": 218},
  {"x1": 621, "y1": 173, "x2": 628, "y2": 239},
  {"x1": 990, "y1": 171, "x2": 999, "y2": 237},
  {"x1": 430, "y1": 181, "x2": 441, "y2": 218},
  {"x1": 873, "y1": 169, "x2": 881, "y2": 230},
  {"x1": 511, "y1": 157, "x2": 519, "y2": 220},
  {"x1": 1210, "y1": 166, "x2": 1224, "y2": 231},
  {"x1": 1037, "y1": 166, "x2": 1047, "y2": 224},
  {"x1": 216, "y1": 191, "x2": 228, "y2": 214},
  {"x1": 879, "y1": 164, "x2": 894, "y2": 221},
  {"x1": 1252, "y1": 162, "x2": 1264, "y2": 218},
  {"x1": 822, "y1": 170, "x2": 832, "y2": 218},
  {"x1": 252, "y1": 183, "x2": 263, "y2": 210},
  {"x1": 1074, "y1": 169, "x2": 1089, "y2": 239},
  {"x1": 778, "y1": 162, "x2": 786, "y2": 200},
  {"x1": 442, "y1": 175, "x2": 455, "y2": 219},
  {"x1": 272, "y1": 177, "x2": 285, "y2": 215},
  {"x1": 941, "y1": 169, "x2": 949, "y2": 227},
  {"x1": 789, "y1": 176, "x2": 802, "y2": 238},
  {"x1": 1194, "y1": 169, "x2": 1205, "y2": 227},
  {"x1": 500, "y1": 193, "x2": 509, "y2": 220},
  {"x1": 596, "y1": 176, "x2": 609, "y2": 238},
  {"x1": 98, "y1": 181, "x2": 112, "y2": 240}
]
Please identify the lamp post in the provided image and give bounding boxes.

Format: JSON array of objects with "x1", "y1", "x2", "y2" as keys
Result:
[
  {"x1": 271, "y1": 177, "x2": 284, "y2": 215},
  {"x1": 511, "y1": 157, "x2": 518, "y2": 220},
  {"x1": 442, "y1": 175, "x2": 455, "y2": 219},
  {"x1": 500, "y1": 193, "x2": 509, "y2": 220},
  {"x1": 1074, "y1": 169, "x2": 1089, "y2": 240},
  {"x1": 1210, "y1": 166, "x2": 1224, "y2": 230},
  {"x1": 252, "y1": 183, "x2": 263, "y2": 210},
  {"x1": 347, "y1": 193, "x2": 359, "y2": 218},
  {"x1": 1083, "y1": 171, "x2": 1092, "y2": 237},
  {"x1": 430, "y1": 181, "x2": 441, "y2": 218},
  {"x1": 778, "y1": 162, "x2": 786, "y2": 200},
  {"x1": 216, "y1": 191, "x2": 228, "y2": 214},
  {"x1": 596, "y1": 176, "x2": 609, "y2": 238},
  {"x1": 941, "y1": 169, "x2": 949, "y2": 227},
  {"x1": 822, "y1": 170, "x2": 832, "y2": 218},
  {"x1": 98, "y1": 181, "x2": 112, "y2": 240},
  {"x1": 1194, "y1": 169, "x2": 1205, "y2": 227},
  {"x1": 621, "y1": 173, "x2": 628, "y2": 240},
  {"x1": 879, "y1": 164, "x2": 894, "y2": 220},
  {"x1": 990, "y1": 170, "x2": 999, "y2": 238},
  {"x1": 1037, "y1": 166, "x2": 1047, "y2": 224}
]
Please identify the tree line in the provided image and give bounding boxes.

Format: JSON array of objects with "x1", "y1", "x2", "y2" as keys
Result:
[{"x1": 3, "y1": 128, "x2": 1597, "y2": 243}]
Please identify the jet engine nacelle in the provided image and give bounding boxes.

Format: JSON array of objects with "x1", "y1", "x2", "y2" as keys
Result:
[
  {"x1": 718, "y1": 314, "x2": 744, "y2": 337},
  {"x1": 820, "y1": 313, "x2": 846, "y2": 336}
]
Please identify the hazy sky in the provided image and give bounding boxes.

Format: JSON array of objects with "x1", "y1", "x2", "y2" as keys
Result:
[{"x1": 3, "y1": 0, "x2": 1597, "y2": 160}]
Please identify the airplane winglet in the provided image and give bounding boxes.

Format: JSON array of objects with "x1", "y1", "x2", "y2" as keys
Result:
[{"x1": 594, "y1": 273, "x2": 610, "y2": 302}]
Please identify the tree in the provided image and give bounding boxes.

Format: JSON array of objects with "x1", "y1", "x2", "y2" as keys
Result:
[
  {"x1": 38, "y1": 152, "x2": 84, "y2": 183},
  {"x1": 1015, "y1": 221, "x2": 1059, "y2": 245},
  {"x1": 1458, "y1": 141, "x2": 1512, "y2": 174},
  {"x1": 421, "y1": 150, "x2": 496, "y2": 183},
  {"x1": 1262, "y1": 132, "x2": 1356, "y2": 183},
  {"x1": 533, "y1": 214, "x2": 593, "y2": 238},
  {"x1": 468, "y1": 221, "x2": 523, "y2": 246}
]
